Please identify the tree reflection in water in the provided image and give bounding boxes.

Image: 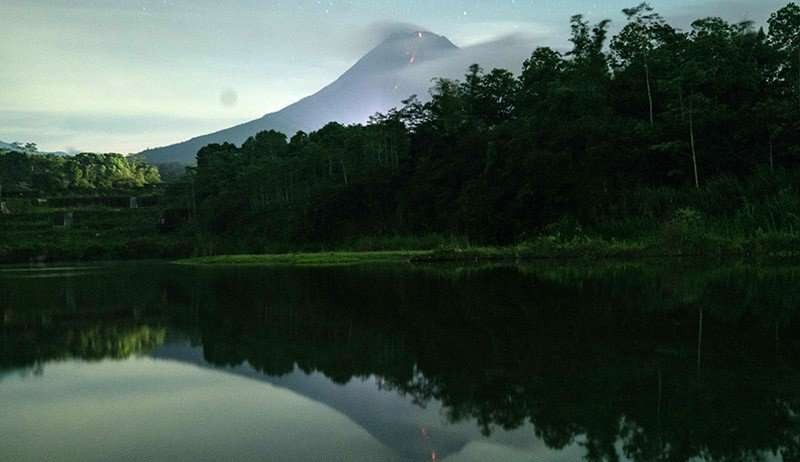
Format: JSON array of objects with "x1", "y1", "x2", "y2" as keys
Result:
[{"x1": 2, "y1": 261, "x2": 800, "y2": 461}]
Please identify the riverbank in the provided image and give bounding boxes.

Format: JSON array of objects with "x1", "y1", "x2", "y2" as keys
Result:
[
  {"x1": 6, "y1": 203, "x2": 800, "y2": 266},
  {"x1": 178, "y1": 230, "x2": 800, "y2": 266},
  {"x1": 178, "y1": 250, "x2": 429, "y2": 266},
  {"x1": 412, "y1": 232, "x2": 800, "y2": 261},
  {"x1": 6, "y1": 230, "x2": 800, "y2": 266}
]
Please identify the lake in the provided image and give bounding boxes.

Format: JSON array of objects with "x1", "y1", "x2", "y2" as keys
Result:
[{"x1": 1, "y1": 260, "x2": 798, "y2": 461}]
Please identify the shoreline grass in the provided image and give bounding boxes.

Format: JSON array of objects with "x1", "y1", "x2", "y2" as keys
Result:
[
  {"x1": 176, "y1": 250, "x2": 431, "y2": 267},
  {"x1": 177, "y1": 231, "x2": 800, "y2": 267},
  {"x1": 8, "y1": 204, "x2": 800, "y2": 266}
]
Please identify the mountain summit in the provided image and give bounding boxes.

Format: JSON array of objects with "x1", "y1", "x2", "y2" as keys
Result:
[{"x1": 140, "y1": 32, "x2": 458, "y2": 164}]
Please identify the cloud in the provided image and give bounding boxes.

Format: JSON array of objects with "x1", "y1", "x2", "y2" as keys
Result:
[
  {"x1": 341, "y1": 21, "x2": 432, "y2": 56},
  {"x1": 393, "y1": 33, "x2": 538, "y2": 90},
  {"x1": 365, "y1": 21, "x2": 431, "y2": 40},
  {"x1": 446, "y1": 21, "x2": 555, "y2": 47},
  {"x1": 657, "y1": 0, "x2": 787, "y2": 29}
]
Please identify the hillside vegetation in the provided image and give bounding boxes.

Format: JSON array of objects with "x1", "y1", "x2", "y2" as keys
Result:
[{"x1": 0, "y1": 151, "x2": 160, "y2": 193}]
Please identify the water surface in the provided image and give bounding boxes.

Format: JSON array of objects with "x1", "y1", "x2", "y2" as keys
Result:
[{"x1": 1, "y1": 261, "x2": 798, "y2": 461}]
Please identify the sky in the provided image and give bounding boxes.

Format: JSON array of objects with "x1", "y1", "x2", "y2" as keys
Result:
[{"x1": 0, "y1": 0, "x2": 788, "y2": 153}]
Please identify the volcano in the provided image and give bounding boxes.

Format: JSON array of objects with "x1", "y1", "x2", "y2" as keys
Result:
[{"x1": 139, "y1": 31, "x2": 458, "y2": 165}]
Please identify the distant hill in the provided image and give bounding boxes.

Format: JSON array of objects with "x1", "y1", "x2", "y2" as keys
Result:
[
  {"x1": 0, "y1": 141, "x2": 23, "y2": 152},
  {"x1": 0, "y1": 141, "x2": 72, "y2": 156},
  {"x1": 139, "y1": 31, "x2": 459, "y2": 165}
]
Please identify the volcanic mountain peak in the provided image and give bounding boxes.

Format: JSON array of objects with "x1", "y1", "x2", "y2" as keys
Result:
[
  {"x1": 380, "y1": 30, "x2": 456, "y2": 51},
  {"x1": 320, "y1": 30, "x2": 458, "y2": 91},
  {"x1": 139, "y1": 31, "x2": 460, "y2": 165},
  {"x1": 363, "y1": 30, "x2": 458, "y2": 68}
]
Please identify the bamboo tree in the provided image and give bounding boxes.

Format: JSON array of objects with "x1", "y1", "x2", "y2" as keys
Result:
[
  {"x1": 340, "y1": 159, "x2": 349, "y2": 185},
  {"x1": 645, "y1": 60, "x2": 654, "y2": 126},
  {"x1": 689, "y1": 100, "x2": 700, "y2": 189},
  {"x1": 769, "y1": 135, "x2": 775, "y2": 172},
  {"x1": 697, "y1": 305, "x2": 703, "y2": 375}
]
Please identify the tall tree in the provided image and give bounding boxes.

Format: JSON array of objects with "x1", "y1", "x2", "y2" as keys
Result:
[{"x1": 611, "y1": 3, "x2": 672, "y2": 126}]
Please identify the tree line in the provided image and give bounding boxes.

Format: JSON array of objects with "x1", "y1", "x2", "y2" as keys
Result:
[
  {"x1": 188, "y1": 3, "x2": 800, "y2": 248},
  {"x1": 0, "y1": 150, "x2": 160, "y2": 194}
]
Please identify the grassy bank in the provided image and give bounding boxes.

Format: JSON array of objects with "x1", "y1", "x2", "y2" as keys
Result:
[
  {"x1": 178, "y1": 250, "x2": 429, "y2": 266},
  {"x1": 7, "y1": 213, "x2": 800, "y2": 266},
  {"x1": 179, "y1": 229, "x2": 800, "y2": 267},
  {"x1": 412, "y1": 233, "x2": 800, "y2": 263},
  {"x1": 6, "y1": 200, "x2": 800, "y2": 266}
]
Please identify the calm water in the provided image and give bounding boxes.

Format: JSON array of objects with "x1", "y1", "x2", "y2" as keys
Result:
[{"x1": 1, "y1": 261, "x2": 799, "y2": 461}]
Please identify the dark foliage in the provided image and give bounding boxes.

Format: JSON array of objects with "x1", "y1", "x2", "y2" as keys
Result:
[{"x1": 188, "y1": 4, "x2": 800, "y2": 248}]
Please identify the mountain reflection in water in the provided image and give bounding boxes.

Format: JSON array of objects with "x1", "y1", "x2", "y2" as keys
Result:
[{"x1": 1, "y1": 261, "x2": 799, "y2": 461}]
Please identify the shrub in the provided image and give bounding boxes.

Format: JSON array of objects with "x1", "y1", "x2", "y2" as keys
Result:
[{"x1": 662, "y1": 207, "x2": 706, "y2": 253}]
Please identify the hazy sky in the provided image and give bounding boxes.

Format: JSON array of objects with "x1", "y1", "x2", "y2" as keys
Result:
[{"x1": 0, "y1": 0, "x2": 787, "y2": 153}]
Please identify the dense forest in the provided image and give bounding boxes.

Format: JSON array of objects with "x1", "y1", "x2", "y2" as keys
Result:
[
  {"x1": 183, "y1": 3, "x2": 800, "y2": 253},
  {"x1": 0, "y1": 150, "x2": 160, "y2": 194}
]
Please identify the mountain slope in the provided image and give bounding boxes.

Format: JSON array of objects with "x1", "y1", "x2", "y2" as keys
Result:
[
  {"x1": 0, "y1": 141, "x2": 23, "y2": 152},
  {"x1": 140, "y1": 32, "x2": 458, "y2": 165},
  {"x1": 152, "y1": 342, "x2": 520, "y2": 461}
]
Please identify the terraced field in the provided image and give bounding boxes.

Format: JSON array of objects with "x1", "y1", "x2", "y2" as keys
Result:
[{"x1": 0, "y1": 204, "x2": 192, "y2": 263}]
